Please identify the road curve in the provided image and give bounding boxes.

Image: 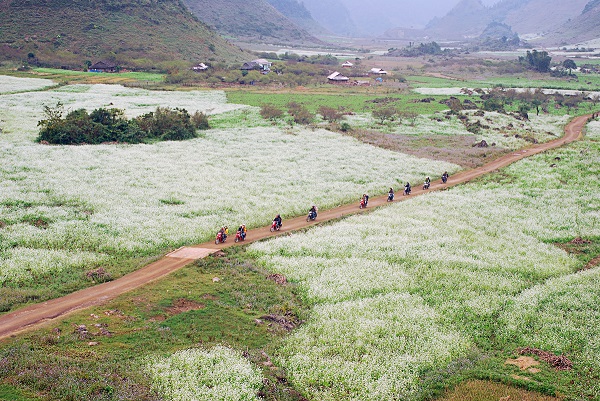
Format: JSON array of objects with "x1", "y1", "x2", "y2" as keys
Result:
[{"x1": 0, "y1": 113, "x2": 591, "y2": 341}]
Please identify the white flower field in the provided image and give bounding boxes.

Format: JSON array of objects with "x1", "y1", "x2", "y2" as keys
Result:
[
  {"x1": 250, "y1": 121, "x2": 600, "y2": 399},
  {"x1": 2, "y1": 75, "x2": 600, "y2": 399},
  {"x1": 145, "y1": 346, "x2": 264, "y2": 401},
  {"x1": 0, "y1": 77, "x2": 458, "y2": 286}
]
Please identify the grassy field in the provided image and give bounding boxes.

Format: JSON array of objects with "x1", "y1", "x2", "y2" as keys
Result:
[
  {"x1": 1, "y1": 74, "x2": 599, "y2": 400},
  {"x1": 407, "y1": 73, "x2": 600, "y2": 91},
  {"x1": 0, "y1": 247, "x2": 308, "y2": 401}
]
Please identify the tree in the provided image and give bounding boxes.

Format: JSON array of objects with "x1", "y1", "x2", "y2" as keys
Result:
[
  {"x1": 372, "y1": 106, "x2": 398, "y2": 124},
  {"x1": 400, "y1": 111, "x2": 419, "y2": 126},
  {"x1": 520, "y1": 50, "x2": 552, "y2": 72},
  {"x1": 318, "y1": 106, "x2": 344, "y2": 122},
  {"x1": 563, "y1": 59, "x2": 577, "y2": 75},
  {"x1": 518, "y1": 104, "x2": 530, "y2": 120}
]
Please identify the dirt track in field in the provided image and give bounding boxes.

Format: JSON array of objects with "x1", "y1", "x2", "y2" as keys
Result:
[{"x1": 0, "y1": 114, "x2": 590, "y2": 340}]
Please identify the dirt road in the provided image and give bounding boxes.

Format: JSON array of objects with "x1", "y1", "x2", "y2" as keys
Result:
[{"x1": 0, "y1": 113, "x2": 590, "y2": 340}]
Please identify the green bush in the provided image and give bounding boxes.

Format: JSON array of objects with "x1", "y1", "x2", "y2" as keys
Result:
[{"x1": 37, "y1": 104, "x2": 201, "y2": 144}]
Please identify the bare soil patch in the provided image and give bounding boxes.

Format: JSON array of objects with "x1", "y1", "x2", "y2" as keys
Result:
[
  {"x1": 505, "y1": 356, "x2": 540, "y2": 371},
  {"x1": 165, "y1": 298, "x2": 205, "y2": 315},
  {"x1": 257, "y1": 313, "x2": 300, "y2": 332},
  {"x1": 518, "y1": 347, "x2": 573, "y2": 371},
  {"x1": 343, "y1": 129, "x2": 510, "y2": 168},
  {"x1": 267, "y1": 273, "x2": 287, "y2": 285}
]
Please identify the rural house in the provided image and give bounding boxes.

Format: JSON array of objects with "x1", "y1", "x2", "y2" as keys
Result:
[
  {"x1": 327, "y1": 71, "x2": 349, "y2": 82},
  {"x1": 241, "y1": 58, "x2": 272, "y2": 73},
  {"x1": 369, "y1": 67, "x2": 388, "y2": 75},
  {"x1": 192, "y1": 63, "x2": 208, "y2": 71},
  {"x1": 88, "y1": 61, "x2": 117, "y2": 73}
]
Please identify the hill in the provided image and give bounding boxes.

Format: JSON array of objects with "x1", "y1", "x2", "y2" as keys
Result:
[
  {"x1": 300, "y1": 0, "x2": 361, "y2": 37},
  {"x1": 424, "y1": 0, "x2": 489, "y2": 40},
  {"x1": 266, "y1": 0, "x2": 329, "y2": 36},
  {"x1": 0, "y1": 0, "x2": 250, "y2": 70},
  {"x1": 182, "y1": 0, "x2": 323, "y2": 45},
  {"x1": 541, "y1": 0, "x2": 600, "y2": 45},
  {"x1": 420, "y1": 0, "x2": 588, "y2": 41}
]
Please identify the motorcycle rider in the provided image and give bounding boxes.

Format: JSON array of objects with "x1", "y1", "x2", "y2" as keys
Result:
[
  {"x1": 223, "y1": 226, "x2": 229, "y2": 241},
  {"x1": 273, "y1": 214, "x2": 282, "y2": 229},
  {"x1": 309, "y1": 205, "x2": 318, "y2": 219},
  {"x1": 442, "y1": 171, "x2": 449, "y2": 184},
  {"x1": 362, "y1": 193, "x2": 369, "y2": 207},
  {"x1": 388, "y1": 187, "x2": 394, "y2": 201},
  {"x1": 404, "y1": 182, "x2": 411, "y2": 195},
  {"x1": 423, "y1": 176, "x2": 431, "y2": 189},
  {"x1": 237, "y1": 224, "x2": 247, "y2": 240},
  {"x1": 217, "y1": 226, "x2": 226, "y2": 242}
]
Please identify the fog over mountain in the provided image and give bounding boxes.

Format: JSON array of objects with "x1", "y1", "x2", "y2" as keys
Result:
[{"x1": 303, "y1": 0, "x2": 502, "y2": 36}]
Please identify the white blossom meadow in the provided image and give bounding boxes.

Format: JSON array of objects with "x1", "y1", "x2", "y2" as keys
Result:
[
  {"x1": 145, "y1": 346, "x2": 263, "y2": 401},
  {"x1": 0, "y1": 78, "x2": 460, "y2": 286},
  {"x1": 0, "y1": 75, "x2": 56, "y2": 94},
  {"x1": 249, "y1": 121, "x2": 600, "y2": 399}
]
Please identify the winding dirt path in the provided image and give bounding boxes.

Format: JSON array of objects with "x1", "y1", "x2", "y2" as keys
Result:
[{"x1": 0, "y1": 114, "x2": 591, "y2": 341}]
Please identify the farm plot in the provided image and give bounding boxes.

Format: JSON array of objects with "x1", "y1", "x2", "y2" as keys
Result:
[
  {"x1": 0, "y1": 79, "x2": 459, "y2": 298},
  {"x1": 343, "y1": 111, "x2": 570, "y2": 150},
  {"x1": 249, "y1": 121, "x2": 600, "y2": 400}
]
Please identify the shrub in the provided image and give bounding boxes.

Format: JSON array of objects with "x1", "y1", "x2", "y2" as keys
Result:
[
  {"x1": 318, "y1": 106, "x2": 344, "y2": 122},
  {"x1": 192, "y1": 111, "x2": 210, "y2": 130},
  {"x1": 37, "y1": 104, "x2": 199, "y2": 144},
  {"x1": 259, "y1": 104, "x2": 284, "y2": 121},
  {"x1": 135, "y1": 107, "x2": 196, "y2": 141},
  {"x1": 287, "y1": 102, "x2": 314, "y2": 125}
]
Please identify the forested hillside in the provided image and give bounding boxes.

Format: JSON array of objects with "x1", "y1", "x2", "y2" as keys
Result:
[{"x1": 0, "y1": 0, "x2": 250, "y2": 70}]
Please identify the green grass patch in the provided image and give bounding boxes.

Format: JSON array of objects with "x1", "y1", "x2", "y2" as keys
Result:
[
  {"x1": 406, "y1": 73, "x2": 600, "y2": 91},
  {"x1": 0, "y1": 384, "x2": 41, "y2": 401},
  {"x1": 0, "y1": 247, "x2": 307, "y2": 400}
]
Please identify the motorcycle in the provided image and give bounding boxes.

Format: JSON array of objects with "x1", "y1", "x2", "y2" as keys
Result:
[
  {"x1": 387, "y1": 192, "x2": 394, "y2": 202},
  {"x1": 215, "y1": 231, "x2": 226, "y2": 244},
  {"x1": 441, "y1": 174, "x2": 448, "y2": 184},
  {"x1": 306, "y1": 210, "x2": 317, "y2": 222},
  {"x1": 403, "y1": 186, "x2": 411, "y2": 196},
  {"x1": 359, "y1": 198, "x2": 367, "y2": 209},
  {"x1": 423, "y1": 181, "x2": 430, "y2": 190},
  {"x1": 270, "y1": 221, "x2": 281, "y2": 232},
  {"x1": 234, "y1": 230, "x2": 245, "y2": 243}
]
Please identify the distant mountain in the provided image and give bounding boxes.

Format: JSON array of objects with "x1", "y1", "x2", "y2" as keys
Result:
[
  {"x1": 301, "y1": 0, "x2": 361, "y2": 37},
  {"x1": 0, "y1": 0, "x2": 249, "y2": 69},
  {"x1": 266, "y1": 0, "x2": 329, "y2": 35},
  {"x1": 415, "y1": 0, "x2": 589, "y2": 41},
  {"x1": 494, "y1": 0, "x2": 589, "y2": 37},
  {"x1": 182, "y1": 0, "x2": 323, "y2": 45},
  {"x1": 425, "y1": 0, "x2": 489, "y2": 40},
  {"x1": 541, "y1": 0, "x2": 600, "y2": 45}
]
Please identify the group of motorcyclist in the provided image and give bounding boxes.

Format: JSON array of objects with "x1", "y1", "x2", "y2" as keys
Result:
[{"x1": 217, "y1": 172, "x2": 450, "y2": 243}]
